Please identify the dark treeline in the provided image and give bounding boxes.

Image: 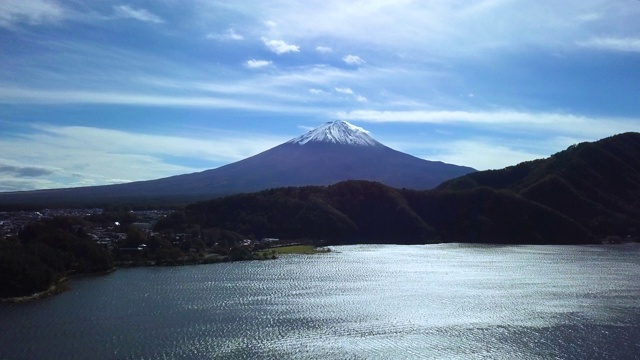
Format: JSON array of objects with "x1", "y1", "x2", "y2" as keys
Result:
[
  {"x1": 1, "y1": 211, "x2": 266, "y2": 298},
  {"x1": 158, "y1": 180, "x2": 594, "y2": 246},
  {"x1": 0, "y1": 217, "x2": 113, "y2": 298}
]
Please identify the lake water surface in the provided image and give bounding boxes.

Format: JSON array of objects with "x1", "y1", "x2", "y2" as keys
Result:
[{"x1": 2, "y1": 244, "x2": 640, "y2": 359}]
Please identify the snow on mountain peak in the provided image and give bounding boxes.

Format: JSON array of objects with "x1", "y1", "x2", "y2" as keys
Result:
[{"x1": 288, "y1": 120, "x2": 380, "y2": 146}]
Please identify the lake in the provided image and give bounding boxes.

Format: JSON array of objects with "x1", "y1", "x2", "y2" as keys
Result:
[{"x1": 2, "y1": 244, "x2": 640, "y2": 359}]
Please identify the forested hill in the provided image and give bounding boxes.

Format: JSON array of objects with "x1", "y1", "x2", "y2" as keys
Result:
[
  {"x1": 438, "y1": 132, "x2": 640, "y2": 238},
  {"x1": 162, "y1": 132, "x2": 640, "y2": 245},
  {"x1": 164, "y1": 180, "x2": 595, "y2": 245}
]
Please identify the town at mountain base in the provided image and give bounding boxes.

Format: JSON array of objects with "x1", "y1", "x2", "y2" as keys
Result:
[
  {"x1": 159, "y1": 132, "x2": 640, "y2": 245},
  {"x1": 0, "y1": 121, "x2": 475, "y2": 207}
]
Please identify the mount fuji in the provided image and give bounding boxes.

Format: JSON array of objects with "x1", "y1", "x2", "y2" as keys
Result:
[{"x1": 0, "y1": 121, "x2": 475, "y2": 206}]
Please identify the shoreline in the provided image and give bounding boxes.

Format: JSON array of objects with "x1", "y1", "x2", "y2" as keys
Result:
[
  {"x1": 1, "y1": 242, "x2": 630, "y2": 303},
  {"x1": 1, "y1": 268, "x2": 117, "y2": 304},
  {"x1": 0, "y1": 245, "x2": 320, "y2": 303},
  {"x1": 1, "y1": 280, "x2": 70, "y2": 304}
]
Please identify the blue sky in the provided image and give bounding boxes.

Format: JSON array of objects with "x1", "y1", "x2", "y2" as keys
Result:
[{"x1": 1, "y1": 0, "x2": 639, "y2": 192}]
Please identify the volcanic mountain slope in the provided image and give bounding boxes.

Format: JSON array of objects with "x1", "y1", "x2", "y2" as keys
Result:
[{"x1": 0, "y1": 121, "x2": 475, "y2": 207}]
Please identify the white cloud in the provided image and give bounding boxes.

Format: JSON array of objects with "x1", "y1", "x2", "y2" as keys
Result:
[
  {"x1": 334, "y1": 87, "x2": 370, "y2": 102},
  {"x1": 309, "y1": 88, "x2": 325, "y2": 94},
  {"x1": 337, "y1": 109, "x2": 640, "y2": 139},
  {"x1": 0, "y1": 58, "x2": 380, "y2": 110},
  {"x1": 0, "y1": 0, "x2": 65, "y2": 28},
  {"x1": 380, "y1": 134, "x2": 587, "y2": 171},
  {"x1": 316, "y1": 46, "x2": 333, "y2": 53},
  {"x1": 262, "y1": 38, "x2": 300, "y2": 54},
  {"x1": 343, "y1": 55, "x2": 365, "y2": 65},
  {"x1": 113, "y1": 5, "x2": 163, "y2": 24},
  {"x1": 421, "y1": 140, "x2": 549, "y2": 171},
  {"x1": 334, "y1": 87, "x2": 353, "y2": 95},
  {"x1": 245, "y1": 59, "x2": 272, "y2": 69},
  {"x1": 0, "y1": 1, "x2": 166, "y2": 29},
  {"x1": 207, "y1": 28, "x2": 244, "y2": 41},
  {"x1": 577, "y1": 37, "x2": 640, "y2": 52},
  {"x1": 0, "y1": 86, "x2": 264, "y2": 108},
  {"x1": 242, "y1": 0, "x2": 640, "y2": 60}
]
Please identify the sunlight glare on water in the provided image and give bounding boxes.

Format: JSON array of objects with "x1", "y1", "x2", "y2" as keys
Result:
[{"x1": 1, "y1": 244, "x2": 640, "y2": 359}]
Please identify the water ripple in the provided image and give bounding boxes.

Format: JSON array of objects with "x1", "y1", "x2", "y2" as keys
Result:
[{"x1": 2, "y1": 244, "x2": 640, "y2": 359}]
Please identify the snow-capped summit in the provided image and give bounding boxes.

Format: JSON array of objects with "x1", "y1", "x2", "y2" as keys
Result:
[{"x1": 288, "y1": 120, "x2": 380, "y2": 146}]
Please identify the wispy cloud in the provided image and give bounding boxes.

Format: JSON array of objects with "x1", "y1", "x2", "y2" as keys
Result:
[
  {"x1": 0, "y1": 86, "x2": 258, "y2": 108},
  {"x1": 334, "y1": 87, "x2": 353, "y2": 95},
  {"x1": 247, "y1": 0, "x2": 640, "y2": 60},
  {"x1": 113, "y1": 5, "x2": 163, "y2": 24},
  {"x1": 337, "y1": 109, "x2": 640, "y2": 139},
  {"x1": 343, "y1": 55, "x2": 365, "y2": 65},
  {"x1": 0, "y1": 60, "x2": 380, "y2": 110},
  {"x1": 0, "y1": 1, "x2": 166, "y2": 29},
  {"x1": 0, "y1": 0, "x2": 65, "y2": 28},
  {"x1": 0, "y1": 124, "x2": 287, "y2": 191},
  {"x1": 262, "y1": 38, "x2": 300, "y2": 54},
  {"x1": 316, "y1": 46, "x2": 332, "y2": 53},
  {"x1": 207, "y1": 28, "x2": 244, "y2": 41},
  {"x1": 381, "y1": 133, "x2": 589, "y2": 171},
  {"x1": 577, "y1": 37, "x2": 640, "y2": 52},
  {"x1": 0, "y1": 164, "x2": 56, "y2": 177},
  {"x1": 335, "y1": 87, "x2": 369, "y2": 102},
  {"x1": 418, "y1": 139, "x2": 550, "y2": 171},
  {"x1": 245, "y1": 59, "x2": 272, "y2": 69}
]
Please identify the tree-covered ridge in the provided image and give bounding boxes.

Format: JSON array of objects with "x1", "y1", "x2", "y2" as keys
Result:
[
  {"x1": 178, "y1": 181, "x2": 436, "y2": 244},
  {"x1": 162, "y1": 180, "x2": 594, "y2": 246},
  {"x1": 438, "y1": 132, "x2": 640, "y2": 238}
]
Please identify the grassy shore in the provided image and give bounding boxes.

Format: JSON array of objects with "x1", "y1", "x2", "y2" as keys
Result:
[{"x1": 256, "y1": 244, "x2": 331, "y2": 257}]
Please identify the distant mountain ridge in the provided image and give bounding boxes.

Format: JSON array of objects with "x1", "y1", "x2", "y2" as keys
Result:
[
  {"x1": 166, "y1": 132, "x2": 640, "y2": 245},
  {"x1": 0, "y1": 121, "x2": 475, "y2": 207}
]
